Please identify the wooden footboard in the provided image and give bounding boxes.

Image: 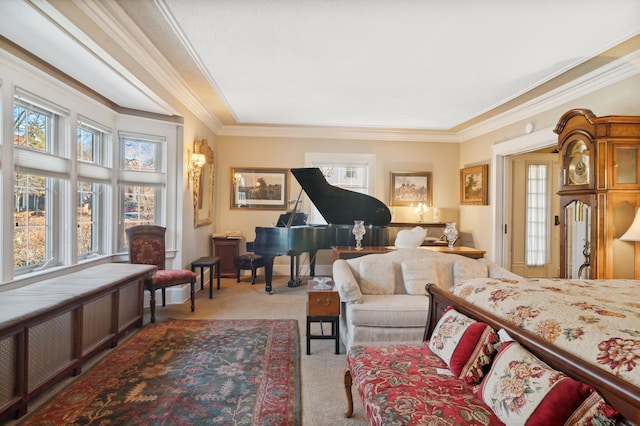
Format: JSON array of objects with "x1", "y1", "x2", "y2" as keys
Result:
[{"x1": 425, "y1": 283, "x2": 640, "y2": 424}]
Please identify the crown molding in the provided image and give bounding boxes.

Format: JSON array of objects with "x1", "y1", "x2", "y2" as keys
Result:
[
  {"x1": 458, "y1": 49, "x2": 640, "y2": 142},
  {"x1": 70, "y1": 0, "x2": 222, "y2": 132},
  {"x1": 216, "y1": 124, "x2": 460, "y2": 142}
]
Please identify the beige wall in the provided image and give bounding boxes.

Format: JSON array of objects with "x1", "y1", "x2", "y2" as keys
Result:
[{"x1": 179, "y1": 116, "x2": 218, "y2": 266}]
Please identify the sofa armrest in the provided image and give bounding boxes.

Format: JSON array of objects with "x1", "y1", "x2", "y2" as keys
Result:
[{"x1": 332, "y1": 259, "x2": 362, "y2": 303}]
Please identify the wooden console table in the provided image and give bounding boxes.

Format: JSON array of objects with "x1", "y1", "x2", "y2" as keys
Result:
[{"x1": 332, "y1": 245, "x2": 485, "y2": 260}]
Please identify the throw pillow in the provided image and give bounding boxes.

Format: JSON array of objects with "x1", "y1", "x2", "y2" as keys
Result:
[
  {"x1": 332, "y1": 259, "x2": 362, "y2": 303},
  {"x1": 428, "y1": 308, "x2": 498, "y2": 384},
  {"x1": 358, "y1": 260, "x2": 396, "y2": 295},
  {"x1": 476, "y1": 341, "x2": 618, "y2": 425},
  {"x1": 453, "y1": 257, "x2": 488, "y2": 285},
  {"x1": 401, "y1": 258, "x2": 447, "y2": 295}
]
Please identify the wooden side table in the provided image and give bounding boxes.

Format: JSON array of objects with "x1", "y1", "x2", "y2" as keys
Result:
[
  {"x1": 306, "y1": 280, "x2": 340, "y2": 355},
  {"x1": 190, "y1": 256, "x2": 221, "y2": 299},
  {"x1": 212, "y1": 237, "x2": 240, "y2": 277}
]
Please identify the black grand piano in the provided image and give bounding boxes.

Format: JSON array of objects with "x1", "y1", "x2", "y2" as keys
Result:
[{"x1": 251, "y1": 167, "x2": 392, "y2": 293}]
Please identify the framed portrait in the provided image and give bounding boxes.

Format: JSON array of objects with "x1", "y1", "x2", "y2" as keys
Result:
[
  {"x1": 230, "y1": 167, "x2": 289, "y2": 210},
  {"x1": 460, "y1": 164, "x2": 488, "y2": 205},
  {"x1": 390, "y1": 171, "x2": 432, "y2": 206}
]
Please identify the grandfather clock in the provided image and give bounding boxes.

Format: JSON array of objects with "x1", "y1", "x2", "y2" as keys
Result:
[{"x1": 555, "y1": 109, "x2": 640, "y2": 279}]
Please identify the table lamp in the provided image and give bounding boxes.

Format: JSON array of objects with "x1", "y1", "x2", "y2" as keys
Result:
[
  {"x1": 620, "y1": 210, "x2": 640, "y2": 242},
  {"x1": 620, "y1": 209, "x2": 640, "y2": 279}
]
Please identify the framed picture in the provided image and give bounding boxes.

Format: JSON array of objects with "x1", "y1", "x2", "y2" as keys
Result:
[
  {"x1": 230, "y1": 167, "x2": 289, "y2": 210},
  {"x1": 390, "y1": 171, "x2": 432, "y2": 206},
  {"x1": 460, "y1": 165, "x2": 488, "y2": 205}
]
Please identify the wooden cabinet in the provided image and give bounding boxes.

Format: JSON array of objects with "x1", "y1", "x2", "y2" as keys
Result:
[
  {"x1": 211, "y1": 237, "x2": 240, "y2": 277},
  {"x1": 555, "y1": 109, "x2": 640, "y2": 279}
]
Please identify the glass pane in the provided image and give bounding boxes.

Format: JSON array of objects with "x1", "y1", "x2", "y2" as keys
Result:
[
  {"x1": 14, "y1": 173, "x2": 49, "y2": 269},
  {"x1": 78, "y1": 181, "x2": 102, "y2": 257},
  {"x1": 123, "y1": 184, "x2": 156, "y2": 227},
  {"x1": 616, "y1": 147, "x2": 637, "y2": 184},
  {"x1": 13, "y1": 103, "x2": 51, "y2": 152},
  {"x1": 565, "y1": 201, "x2": 591, "y2": 278},
  {"x1": 77, "y1": 126, "x2": 98, "y2": 162},
  {"x1": 123, "y1": 139, "x2": 160, "y2": 172},
  {"x1": 526, "y1": 164, "x2": 547, "y2": 266}
]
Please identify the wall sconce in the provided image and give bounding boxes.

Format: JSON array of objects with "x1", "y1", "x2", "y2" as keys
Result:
[{"x1": 189, "y1": 153, "x2": 206, "y2": 185}]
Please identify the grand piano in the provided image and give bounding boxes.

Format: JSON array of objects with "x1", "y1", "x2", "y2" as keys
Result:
[{"x1": 251, "y1": 167, "x2": 392, "y2": 293}]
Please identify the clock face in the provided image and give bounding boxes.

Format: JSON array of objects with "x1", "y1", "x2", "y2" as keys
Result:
[{"x1": 569, "y1": 153, "x2": 589, "y2": 185}]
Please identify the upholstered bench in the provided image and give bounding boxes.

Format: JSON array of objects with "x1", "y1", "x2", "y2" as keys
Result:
[
  {"x1": 233, "y1": 253, "x2": 265, "y2": 284},
  {"x1": 343, "y1": 306, "x2": 619, "y2": 426}
]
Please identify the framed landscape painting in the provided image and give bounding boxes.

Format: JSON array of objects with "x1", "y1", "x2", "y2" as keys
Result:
[
  {"x1": 390, "y1": 171, "x2": 432, "y2": 206},
  {"x1": 231, "y1": 167, "x2": 289, "y2": 210},
  {"x1": 460, "y1": 165, "x2": 488, "y2": 205}
]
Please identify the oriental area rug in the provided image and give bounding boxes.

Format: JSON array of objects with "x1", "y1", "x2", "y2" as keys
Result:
[{"x1": 20, "y1": 319, "x2": 301, "y2": 425}]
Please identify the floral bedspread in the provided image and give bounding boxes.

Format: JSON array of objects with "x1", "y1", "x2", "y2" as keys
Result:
[{"x1": 452, "y1": 277, "x2": 640, "y2": 388}]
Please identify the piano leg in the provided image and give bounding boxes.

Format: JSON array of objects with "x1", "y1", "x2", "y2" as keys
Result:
[
  {"x1": 262, "y1": 255, "x2": 276, "y2": 294},
  {"x1": 288, "y1": 253, "x2": 301, "y2": 287}
]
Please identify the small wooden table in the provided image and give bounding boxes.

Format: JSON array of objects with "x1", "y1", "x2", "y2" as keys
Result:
[
  {"x1": 331, "y1": 245, "x2": 485, "y2": 260},
  {"x1": 190, "y1": 256, "x2": 222, "y2": 299},
  {"x1": 306, "y1": 280, "x2": 340, "y2": 355}
]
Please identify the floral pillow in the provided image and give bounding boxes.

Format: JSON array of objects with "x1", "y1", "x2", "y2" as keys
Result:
[
  {"x1": 428, "y1": 307, "x2": 498, "y2": 384},
  {"x1": 477, "y1": 341, "x2": 618, "y2": 425}
]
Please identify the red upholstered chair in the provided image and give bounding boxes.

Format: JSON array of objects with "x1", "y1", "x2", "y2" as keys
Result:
[{"x1": 125, "y1": 225, "x2": 196, "y2": 323}]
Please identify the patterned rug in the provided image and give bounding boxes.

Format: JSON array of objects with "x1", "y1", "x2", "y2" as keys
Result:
[{"x1": 20, "y1": 319, "x2": 300, "y2": 425}]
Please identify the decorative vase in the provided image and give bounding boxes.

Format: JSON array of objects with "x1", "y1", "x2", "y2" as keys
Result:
[
  {"x1": 444, "y1": 222, "x2": 458, "y2": 249},
  {"x1": 352, "y1": 220, "x2": 366, "y2": 250}
]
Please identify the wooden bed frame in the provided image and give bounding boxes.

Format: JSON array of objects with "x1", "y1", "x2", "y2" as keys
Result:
[
  {"x1": 344, "y1": 283, "x2": 640, "y2": 422},
  {"x1": 424, "y1": 283, "x2": 640, "y2": 425}
]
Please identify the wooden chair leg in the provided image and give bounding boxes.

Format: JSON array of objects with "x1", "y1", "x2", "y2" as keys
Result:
[
  {"x1": 189, "y1": 281, "x2": 195, "y2": 312},
  {"x1": 236, "y1": 268, "x2": 241, "y2": 283},
  {"x1": 149, "y1": 289, "x2": 157, "y2": 323},
  {"x1": 344, "y1": 368, "x2": 354, "y2": 418},
  {"x1": 161, "y1": 288, "x2": 166, "y2": 307}
]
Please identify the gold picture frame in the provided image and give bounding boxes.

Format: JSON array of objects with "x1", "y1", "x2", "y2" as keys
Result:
[
  {"x1": 194, "y1": 139, "x2": 215, "y2": 227},
  {"x1": 389, "y1": 171, "x2": 432, "y2": 206},
  {"x1": 230, "y1": 167, "x2": 289, "y2": 210},
  {"x1": 460, "y1": 165, "x2": 488, "y2": 205}
]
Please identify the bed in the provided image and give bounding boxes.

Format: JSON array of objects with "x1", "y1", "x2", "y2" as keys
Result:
[{"x1": 426, "y1": 280, "x2": 640, "y2": 424}]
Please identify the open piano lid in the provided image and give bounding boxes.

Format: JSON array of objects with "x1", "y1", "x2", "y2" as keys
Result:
[{"x1": 291, "y1": 168, "x2": 392, "y2": 227}]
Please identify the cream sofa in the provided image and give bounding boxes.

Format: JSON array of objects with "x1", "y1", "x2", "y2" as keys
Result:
[{"x1": 332, "y1": 247, "x2": 521, "y2": 351}]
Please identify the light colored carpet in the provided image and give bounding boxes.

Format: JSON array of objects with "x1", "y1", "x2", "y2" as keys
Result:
[{"x1": 6, "y1": 275, "x2": 369, "y2": 426}]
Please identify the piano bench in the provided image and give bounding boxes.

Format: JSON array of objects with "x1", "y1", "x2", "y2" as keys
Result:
[{"x1": 234, "y1": 253, "x2": 265, "y2": 284}]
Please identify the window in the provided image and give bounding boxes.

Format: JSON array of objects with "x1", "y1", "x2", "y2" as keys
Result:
[
  {"x1": 526, "y1": 164, "x2": 547, "y2": 266},
  {"x1": 119, "y1": 134, "x2": 165, "y2": 246},
  {"x1": 13, "y1": 99, "x2": 64, "y2": 273}
]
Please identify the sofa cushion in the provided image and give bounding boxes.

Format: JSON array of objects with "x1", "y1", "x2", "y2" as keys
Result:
[
  {"x1": 358, "y1": 260, "x2": 396, "y2": 295},
  {"x1": 332, "y1": 259, "x2": 362, "y2": 303},
  {"x1": 478, "y1": 258, "x2": 522, "y2": 281},
  {"x1": 428, "y1": 308, "x2": 498, "y2": 384},
  {"x1": 453, "y1": 257, "x2": 488, "y2": 284},
  {"x1": 401, "y1": 258, "x2": 452, "y2": 294},
  {"x1": 477, "y1": 341, "x2": 618, "y2": 425},
  {"x1": 346, "y1": 295, "x2": 429, "y2": 328}
]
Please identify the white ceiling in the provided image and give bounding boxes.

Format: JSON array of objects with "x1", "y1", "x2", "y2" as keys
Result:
[{"x1": 1, "y1": 0, "x2": 639, "y2": 132}]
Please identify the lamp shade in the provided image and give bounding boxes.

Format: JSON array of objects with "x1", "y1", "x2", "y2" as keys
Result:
[
  {"x1": 620, "y1": 210, "x2": 640, "y2": 242},
  {"x1": 191, "y1": 153, "x2": 206, "y2": 167}
]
